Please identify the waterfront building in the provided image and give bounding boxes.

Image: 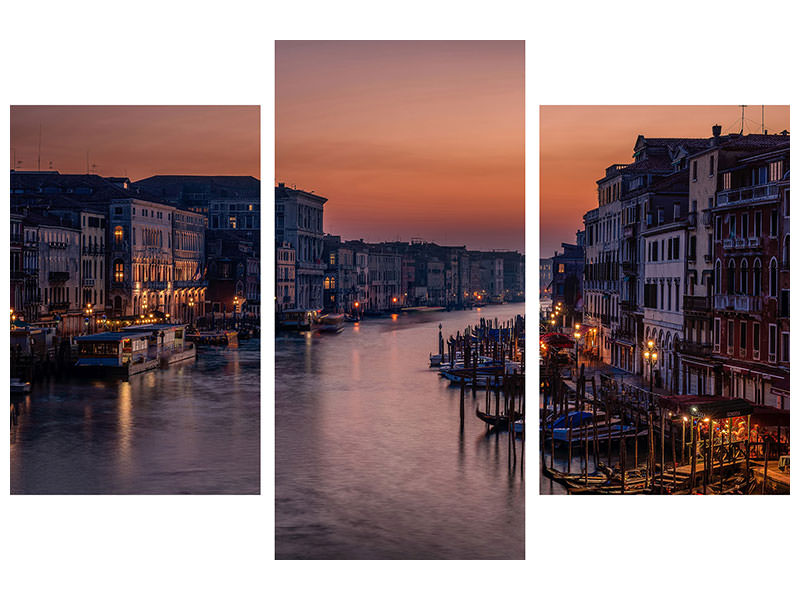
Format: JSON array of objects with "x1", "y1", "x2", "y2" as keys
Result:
[
  {"x1": 275, "y1": 183, "x2": 326, "y2": 312},
  {"x1": 367, "y1": 249, "x2": 402, "y2": 311},
  {"x1": 679, "y1": 129, "x2": 791, "y2": 396},
  {"x1": 11, "y1": 213, "x2": 25, "y2": 317},
  {"x1": 641, "y1": 170, "x2": 690, "y2": 391},
  {"x1": 276, "y1": 241, "x2": 296, "y2": 313},
  {"x1": 135, "y1": 175, "x2": 260, "y2": 235},
  {"x1": 171, "y1": 208, "x2": 207, "y2": 323},
  {"x1": 108, "y1": 197, "x2": 176, "y2": 317},
  {"x1": 323, "y1": 235, "x2": 358, "y2": 313},
  {"x1": 540, "y1": 257, "x2": 553, "y2": 300},
  {"x1": 549, "y1": 235, "x2": 584, "y2": 329},
  {"x1": 205, "y1": 231, "x2": 253, "y2": 316},
  {"x1": 711, "y1": 140, "x2": 790, "y2": 409}
]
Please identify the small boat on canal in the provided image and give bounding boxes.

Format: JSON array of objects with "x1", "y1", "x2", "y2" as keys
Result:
[
  {"x1": 318, "y1": 313, "x2": 345, "y2": 333},
  {"x1": 187, "y1": 329, "x2": 238, "y2": 347},
  {"x1": 11, "y1": 378, "x2": 31, "y2": 394},
  {"x1": 542, "y1": 410, "x2": 645, "y2": 444},
  {"x1": 476, "y1": 407, "x2": 524, "y2": 429},
  {"x1": 123, "y1": 323, "x2": 197, "y2": 366}
]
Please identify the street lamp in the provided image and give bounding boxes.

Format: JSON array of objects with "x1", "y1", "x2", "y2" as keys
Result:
[
  {"x1": 643, "y1": 340, "x2": 658, "y2": 394},
  {"x1": 574, "y1": 330, "x2": 582, "y2": 379}
]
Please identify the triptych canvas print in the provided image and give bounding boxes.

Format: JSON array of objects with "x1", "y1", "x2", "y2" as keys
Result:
[{"x1": 7, "y1": 41, "x2": 790, "y2": 563}]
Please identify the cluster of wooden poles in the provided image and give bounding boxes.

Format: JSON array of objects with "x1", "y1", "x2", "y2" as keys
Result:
[{"x1": 542, "y1": 368, "x2": 767, "y2": 494}]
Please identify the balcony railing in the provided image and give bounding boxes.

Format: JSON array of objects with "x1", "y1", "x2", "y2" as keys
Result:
[
  {"x1": 48, "y1": 302, "x2": 70, "y2": 312},
  {"x1": 714, "y1": 294, "x2": 762, "y2": 312},
  {"x1": 723, "y1": 239, "x2": 733, "y2": 249},
  {"x1": 82, "y1": 279, "x2": 95, "y2": 287},
  {"x1": 143, "y1": 281, "x2": 169, "y2": 290},
  {"x1": 620, "y1": 300, "x2": 638, "y2": 312},
  {"x1": 683, "y1": 295, "x2": 710, "y2": 312},
  {"x1": 82, "y1": 245, "x2": 106, "y2": 255},
  {"x1": 678, "y1": 340, "x2": 713, "y2": 357},
  {"x1": 48, "y1": 241, "x2": 68, "y2": 249},
  {"x1": 748, "y1": 237, "x2": 761, "y2": 249},
  {"x1": 717, "y1": 183, "x2": 781, "y2": 206}
]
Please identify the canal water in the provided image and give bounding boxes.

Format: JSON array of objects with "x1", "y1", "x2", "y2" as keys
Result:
[
  {"x1": 275, "y1": 305, "x2": 525, "y2": 559},
  {"x1": 10, "y1": 339, "x2": 260, "y2": 494}
]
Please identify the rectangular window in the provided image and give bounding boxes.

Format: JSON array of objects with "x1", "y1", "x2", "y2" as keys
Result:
[
  {"x1": 780, "y1": 290, "x2": 790, "y2": 318},
  {"x1": 781, "y1": 331, "x2": 789, "y2": 363},
  {"x1": 755, "y1": 211, "x2": 762, "y2": 236},
  {"x1": 709, "y1": 155, "x2": 715, "y2": 176},
  {"x1": 727, "y1": 321, "x2": 734, "y2": 355},
  {"x1": 722, "y1": 172, "x2": 732, "y2": 190},
  {"x1": 769, "y1": 324, "x2": 777, "y2": 363},
  {"x1": 753, "y1": 323, "x2": 760, "y2": 358},
  {"x1": 715, "y1": 216, "x2": 722, "y2": 241},
  {"x1": 770, "y1": 209, "x2": 778, "y2": 236},
  {"x1": 730, "y1": 215, "x2": 736, "y2": 238},
  {"x1": 740, "y1": 321, "x2": 747, "y2": 357},
  {"x1": 692, "y1": 161, "x2": 698, "y2": 181},
  {"x1": 674, "y1": 237, "x2": 680, "y2": 260},
  {"x1": 742, "y1": 213, "x2": 749, "y2": 237},
  {"x1": 769, "y1": 160, "x2": 783, "y2": 182}
]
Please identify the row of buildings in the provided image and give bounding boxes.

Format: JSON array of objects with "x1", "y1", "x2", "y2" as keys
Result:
[
  {"x1": 275, "y1": 183, "x2": 525, "y2": 316},
  {"x1": 549, "y1": 127, "x2": 790, "y2": 409},
  {"x1": 10, "y1": 171, "x2": 260, "y2": 336}
]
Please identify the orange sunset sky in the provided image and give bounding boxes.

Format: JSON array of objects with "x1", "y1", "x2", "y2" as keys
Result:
[
  {"x1": 540, "y1": 105, "x2": 790, "y2": 258},
  {"x1": 10, "y1": 106, "x2": 260, "y2": 181},
  {"x1": 276, "y1": 40, "x2": 525, "y2": 252}
]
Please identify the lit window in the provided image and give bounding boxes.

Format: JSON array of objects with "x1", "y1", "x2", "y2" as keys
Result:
[
  {"x1": 114, "y1": 226, "x2": 124, "y2": 243},
  {"x1": 114, "y1": 260, "x2": 124, "y2": 282}
]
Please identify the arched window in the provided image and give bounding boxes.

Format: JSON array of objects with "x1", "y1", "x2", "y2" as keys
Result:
[
  {"x1": 753, "y1": 259, "x2": 762, "y2": 296},
  {"x1": 323, "y1": 276, "x2": 331, "y2": 290},
  {"x1": 769, "y1": 257, "x2": 778, "y2": 297},
  {"x1": 114, "y1": 226, "x2": 124, "y2": 244},
  {"x1": 714, "y1": 260, "x2": 722, "y2": 292},
  {"x1": 114, "y1": 259, "x2": 124, "y2": 282},
  {"x1": 727, "y1": 259, "x2": 736, "y2": 294},
  {"x1": 740, "y1": 259, "x2": 748, "y2": 295},
  {"x1": 784, "y1": 235, "x2": 789, "y2": 268}
]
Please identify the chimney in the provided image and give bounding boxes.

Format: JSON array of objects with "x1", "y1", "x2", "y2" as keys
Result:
[{"x1": 712, "y1": 124, "x2": 722, "y2": 138}]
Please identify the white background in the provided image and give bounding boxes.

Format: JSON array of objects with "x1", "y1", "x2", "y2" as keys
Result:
[{"x1": 1, "y1": 1, "x2": 797, "y2": 598}]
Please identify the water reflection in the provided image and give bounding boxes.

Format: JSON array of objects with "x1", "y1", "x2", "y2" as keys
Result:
[
  {"x1": 10, "y1": 339, "x2": 260, "y2": 495},
  {"x1": 276, "y1": 306, "x2": 525, "y2": 559}
]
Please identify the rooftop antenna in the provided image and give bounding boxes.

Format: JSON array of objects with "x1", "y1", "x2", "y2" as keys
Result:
[{"x1": 739, "y1": 105, "x2": 747, "y2": 134}]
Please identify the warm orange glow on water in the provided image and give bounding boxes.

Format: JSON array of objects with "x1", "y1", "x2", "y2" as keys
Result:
[
  {"x1": 276, "y1": 41, "x2": 524, "y2": 251},
  {"x1": 540, "y1": 105, "x2": 790, "y2": 258}
]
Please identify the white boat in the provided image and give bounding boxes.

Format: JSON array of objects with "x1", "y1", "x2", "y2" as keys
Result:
[
  {"x1": 318, "y1": 313, "x2": 345, "y2": 333},
  {"x1": 10, "y1": 378, "x2": 31, "y2": 394}
]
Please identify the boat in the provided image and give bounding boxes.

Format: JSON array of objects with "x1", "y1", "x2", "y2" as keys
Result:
[
  {"x1": 429, "y1": 353, "x2": 443, "y2": 368},
  {"x1": 476, "y1": 407, "x2": 524, "y2": 429},
  {"x1": 186, "y1": 330, "x2": 238, "y2": 347},
  {"x1": 10, "y1": 378, "x2": 31, "y2": 394},
  {"x1": 74, "y1": 331, "x2": 158, "y2": 377},
  {"x1": 542, "y1": 410, "x2": 645, "y2": 444},
  {"x1": 318, "y1": 313, "x2": 345, "y2": 333},
  {"x1": 278, "y1": 310, "x2": 317, "y2": 331},
  {"x1": 123, "y1": 323, "x2": 197, "y2": 366}
]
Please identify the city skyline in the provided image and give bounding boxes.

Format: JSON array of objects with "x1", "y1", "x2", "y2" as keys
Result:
[
  {"x1": 540, "y1": 105, "x2": 790, "y2": 258},
  {"x1": 276, "y1": 41, "x2": 525, "y2": 253},
  {"x1": 10, "y1": 105, "x2": 260, "y2": 182}
]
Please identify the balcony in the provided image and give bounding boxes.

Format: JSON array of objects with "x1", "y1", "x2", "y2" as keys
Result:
[
  {"x1": 620, "y1": 300, "x2": 638, "y2": 312},
  {"x1": 714, "y1": 294, "x2": 762, "y2": 312},
  {"x1": 143, "y1": 280, "x2": 169, "y2": 290},
  {"x1": 48, "y1": 271, "x2": 70, "y2": 283},
  {"x1": 48, "y1": 241, "x2": 67, "y2": 249},
  {"x1": 717, "y1": 183, "x2": 781, "y2": 206},
  {"x1": 683, "y1": 295, "x2": 710, "y2": 313},
  {"x1": 48, "y1": 302, "x2": 70, "y2": 312},
  {"x1": 678, "y1": 340, "x2": 713, "y2": 358},
  {"x1": 748, "y1": 237, "x2": 761, "y2": 249},
  {"x1": 688, "y1": 211, "x2": 697, "y2": 228},
  {"x1": 615, "y1": 328, "x2": 636, "y2": 342},
  {"x1": 83, "y1": 245, "x2": 106, "y2": 255},
  {"x1": 703, "y1": 253, "x2": 712, "y2": 262},
  {"x1": 723, "y1": 239, "x2": 733, "y2": 249},
  {"x1": 82, "y1": 279, "x2": 96, "y2": 287},
  {"x1": 687, "y1": 253, "x2": 696, "y2": 264}
]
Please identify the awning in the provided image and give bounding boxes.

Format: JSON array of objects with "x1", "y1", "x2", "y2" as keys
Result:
[
  {"x1": 658, "y1": 395, "x2": 754, "y2": 419},
  {"x1": 750, "y1": 404, "x2": 790, "y2": 427}
]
